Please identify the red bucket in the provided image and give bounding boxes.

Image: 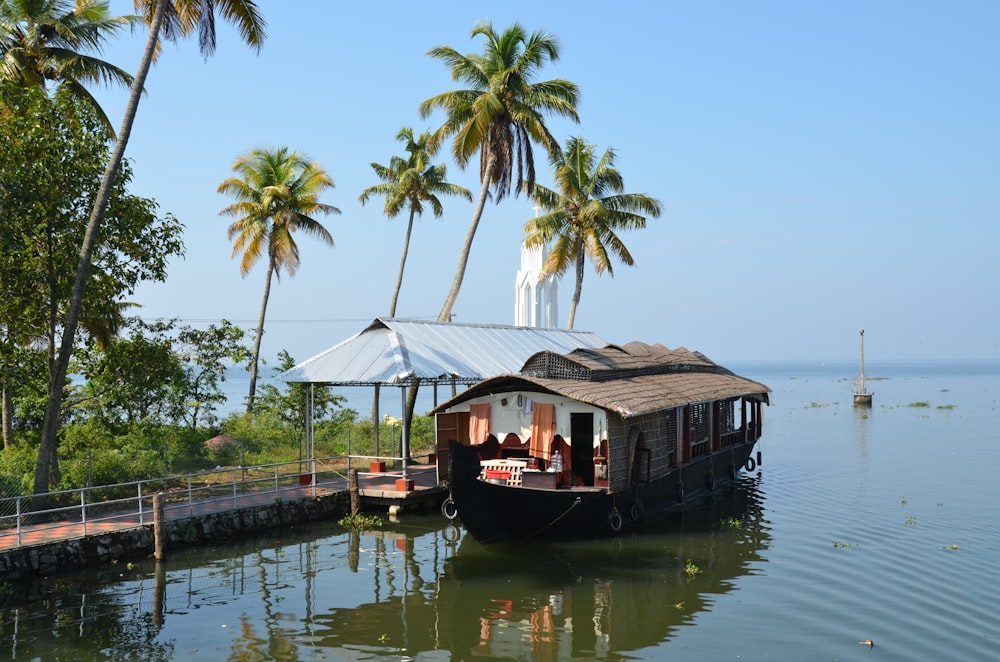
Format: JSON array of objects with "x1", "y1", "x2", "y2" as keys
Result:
[{"x1": 484, "y1": 469, "x2": 511, "y2": 482}]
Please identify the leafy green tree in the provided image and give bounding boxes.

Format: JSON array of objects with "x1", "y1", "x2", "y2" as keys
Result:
[
  {"x1": 71, "y1": 318, "x2": 248, "y2": 430},
  {"x1": 419, "y1": 21, "x2": 579, "y2": 323},
  {"x1": 0, "y1": 346, "x2": 46, "y2": 447},
  {"x1": 524, "y1": 136, "x2": 662, "y2": 329},
  {"x1": 0, "y1": 0, "x2": 135, "y2": 132},
  {"x1": 0, "y1": 83, "x2": 182, "y2": 485},
  {"x1": 360, "y1": 127, "x2": 472, "y2": 317},
  {"x1": 252, "y1": 350, "x2": 345, "y2": 427},
  {"x1": 218, "y1": 146, "x2": 339, "y2": 413},
  {"x1": 36, "y1": 0, "x2": 266, "y2": 495},
  {"x1": 73, "y1": 318, "x2": 186, "y2": 430},
  {"x1": 175, "y1": 319, "x2": 249, "y2": 428}
]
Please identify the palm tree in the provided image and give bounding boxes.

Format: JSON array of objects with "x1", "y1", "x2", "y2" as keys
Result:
[
  {"x1": 419, "y1": 21, "x2": 579, "y2": 323},
  {"x1": 523, "y1": 136, "x2": 662, "y2": 329},
  {"x1": 359, "y1": 127, "x2": 471, "y2": 454},
  {"x1": 0, "y1": 0, "x2": 135, "y2": 132},
  {"x1": 219, "y1": 147, "x2": 339, "y2": 413},
  {"x1": 35, "y1": 0, "x2": 266, "y2": 495},
  {"x1": 360, "y1": 127, "x2": 472, "y2": 317}
]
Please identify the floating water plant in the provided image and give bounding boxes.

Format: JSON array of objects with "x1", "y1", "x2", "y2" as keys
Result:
[
  {"x1": 721, "y1": 517, "x2": 743, "y2": 528},
  {"x1": 338, "y1": 513, "x2": 384, "y2": 529},
  {"x1": 905, "y1": 516, "x2": 916, "y2": 526},
  {"x1": 684, "y1": 560, "x2": 702, "y2": 576},
  {"x1": 943, "y1": 544, "x2": 959, "y2": 551},
  {"x1": 907, "y1": 401, "x2": 931, "y2": 408},
  {"x1": 832, "y1": 540, "x2": 852, "y2": 548}
]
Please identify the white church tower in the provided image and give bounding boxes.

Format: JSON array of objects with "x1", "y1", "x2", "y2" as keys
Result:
[{"x1": 515, "y1": 235, "x2": 559, "y2": 328}]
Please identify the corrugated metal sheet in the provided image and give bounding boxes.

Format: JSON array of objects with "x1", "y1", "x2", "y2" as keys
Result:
[{"x1": 277, "y1": 318, "x2": 607, "y2": 385}]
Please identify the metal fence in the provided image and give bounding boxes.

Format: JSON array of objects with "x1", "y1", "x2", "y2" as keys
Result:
[{"x1": 0, "y1": 456, "x2": 351, "y2": 549}]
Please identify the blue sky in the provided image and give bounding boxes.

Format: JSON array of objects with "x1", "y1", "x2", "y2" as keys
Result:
[{"x1": 89, "y1": 1, "x2": 998, "y2": 363}]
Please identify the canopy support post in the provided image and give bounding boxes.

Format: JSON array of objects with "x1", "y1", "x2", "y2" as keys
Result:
[{"x1": 401, "y1": 385, "x2": 409, "y2": 478}]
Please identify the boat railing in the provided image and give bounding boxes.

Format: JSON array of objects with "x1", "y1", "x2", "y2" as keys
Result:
[
  {"x1": 690, "y1": 438, "x2": 711, "y2": 459},
  {"x1": 721, "y1": 429, "x2": 744, "y2": 447}
]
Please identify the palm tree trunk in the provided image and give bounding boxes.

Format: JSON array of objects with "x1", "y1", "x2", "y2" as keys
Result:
[
  {"x1": 247, "y1": 261, "x2": 275, "y2": 414},
  {"x1": 389, "y1": 206, "x2": 417, "y2": 318},
  {"x1": 403, "y1": 377, "x2": 420, "y2": 465},
  {"x1": 438, "y1": 154, "x2": 496, "y2": 323},
  {"x1": 566, "y1": 252, "x2": 586, "y2": 330},
  {"x1": 34, "y1": 0, "x2": 168, "y2": 496},
  {"x1": 374, "y1": 205, "x2": 418, "y2": 455}
]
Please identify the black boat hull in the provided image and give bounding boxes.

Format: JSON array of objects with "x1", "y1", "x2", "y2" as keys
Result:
[{"x1": 448, "y1": 439, "x2": 759, "y2": 544}]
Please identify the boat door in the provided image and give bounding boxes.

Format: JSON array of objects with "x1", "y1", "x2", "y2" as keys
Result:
[{"x1": 570, "y1": 413, "x2": 594, "y2": 486}]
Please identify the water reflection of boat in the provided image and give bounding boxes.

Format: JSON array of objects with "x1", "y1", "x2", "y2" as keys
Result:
[
  {"x1": 434, "y1": 342, "x2": 770, "y2": 543},
  {"x1": 434, "y1": 479, "x2": 770, "y2": 658}
]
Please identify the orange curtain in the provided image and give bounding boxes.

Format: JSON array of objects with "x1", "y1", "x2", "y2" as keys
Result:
[
  {"x1": 469, "y1": 404, "x2": 491, "y2": 444},
  {"x1": 529, "y1": 403, "x2": 555, "y2": 458}
]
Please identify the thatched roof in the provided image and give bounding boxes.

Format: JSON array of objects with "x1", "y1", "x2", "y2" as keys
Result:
[{"x1": 433, "y1": 342, "x2": 770, "y2": 418}]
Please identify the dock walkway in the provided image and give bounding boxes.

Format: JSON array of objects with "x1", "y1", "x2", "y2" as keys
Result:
[{"x1": 0, "y1": 466, "x2": 443, "y2": 552}]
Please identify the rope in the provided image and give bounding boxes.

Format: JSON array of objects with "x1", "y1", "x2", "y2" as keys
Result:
[{"x1": 527, "y1": 496, "x2": 582, "y2": 539}]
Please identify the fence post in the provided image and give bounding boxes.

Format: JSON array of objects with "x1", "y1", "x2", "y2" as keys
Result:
[
  {"x1": 187, "y1": 476, "x2": 193, "y2": 517},
  {"x1": 16, "y1": 496, "x2": 22, "y2": 548},
  {"x1": 153, "y1": 492, "x2": 165, "y2": 561},
  {"x1": 232, "y1": 469, "x2": 238, "y2": 507},
  {"x1": 349, "y1": 469, "x2": 359, "y2": 516},
  {"x1": 138, "y1": 483, "x2": 144, "y2": 526},
  {"x1": 81, "y1": 489, "x2": 87, "y2": 537}
]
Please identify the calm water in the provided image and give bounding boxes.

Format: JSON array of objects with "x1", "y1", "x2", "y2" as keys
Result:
[{"x1": 1, "y1": 360, "x2": 998, "y2": 661}]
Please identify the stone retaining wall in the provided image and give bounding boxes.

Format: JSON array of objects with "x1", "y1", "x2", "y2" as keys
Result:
[{"x1": 0, "y1": 490, "x2": 353, "y2": 580}]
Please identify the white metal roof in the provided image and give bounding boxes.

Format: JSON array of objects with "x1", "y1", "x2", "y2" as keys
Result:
[{"x1": 277, "y1": 318, "x2": 607, "y2": 386}]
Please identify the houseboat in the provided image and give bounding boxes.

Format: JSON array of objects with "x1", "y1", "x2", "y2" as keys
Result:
[{"x1": 433, "y1": 341, "x2": 770, "y2": 544}]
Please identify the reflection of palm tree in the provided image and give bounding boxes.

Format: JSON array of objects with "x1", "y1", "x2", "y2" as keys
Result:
[
  {"x1": 36, "y1": 0, "x2": 266, "y2": 496},
  {"x1": 0, "y1": 0, "x2": 134, "y2": 133},
  {"x1": 524, "y1": 137, "x2": 661, "y2": 329},
  {"x1": 420, "y1": 21, "x2": 579, "y2": 322},
  {"x1": 219, "y1": 147, "x2": 339, "y2": 413}
]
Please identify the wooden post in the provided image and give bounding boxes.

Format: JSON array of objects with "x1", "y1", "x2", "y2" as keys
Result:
[
  {"x1": 152, "y1": 561, "x2": 166, "y2": 626},
  {"x1": 349, "y1": 468, "x2": 360, "y2": 515},
  {"x1": 153, "y1": 492, "x2": 165, "y2": 561}
]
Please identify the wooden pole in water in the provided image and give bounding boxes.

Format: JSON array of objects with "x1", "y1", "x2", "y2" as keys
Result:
[
  {"x1": 152, "y1": 560, "x2": 166, "y2": 626},
  {"x1": 349, "y1": 468, "x2": 360, "y2": 515},
  {"x1": 153, "y1": 492, "x2": 165, "y2": 561},
  {"x1": 859, "y1": 329, "x2": 866, "y2": 395}
]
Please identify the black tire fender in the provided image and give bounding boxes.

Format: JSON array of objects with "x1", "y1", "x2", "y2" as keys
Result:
[{"x1": 608, "y1": 509, "x2": 624, "y2": 532}]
